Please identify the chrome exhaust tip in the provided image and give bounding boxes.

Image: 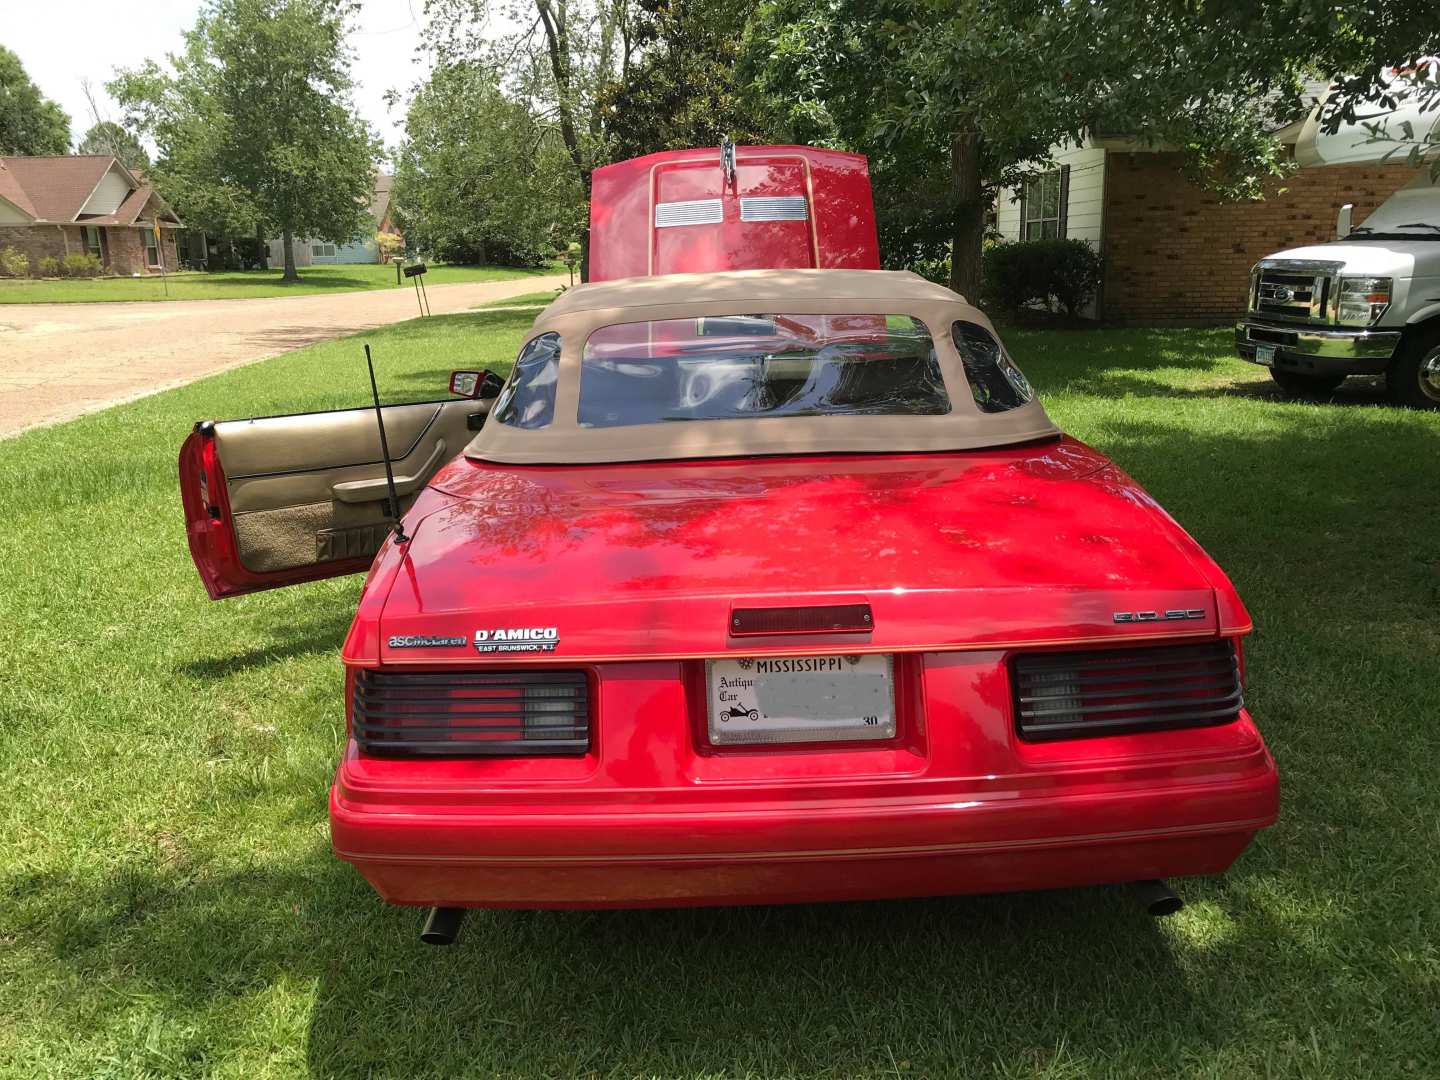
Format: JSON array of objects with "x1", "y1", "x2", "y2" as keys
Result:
[
  {"x1": 1131, "y1": 879, "x2": 1184, "y2": 917},
  {"x1": 420, "y1": 906, "x2": 467, "y2": 945}
]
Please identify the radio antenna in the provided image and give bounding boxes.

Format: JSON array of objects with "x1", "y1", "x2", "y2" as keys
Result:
[{"x1": 364, "y1": 343, "x2": 409, "y2": 543}]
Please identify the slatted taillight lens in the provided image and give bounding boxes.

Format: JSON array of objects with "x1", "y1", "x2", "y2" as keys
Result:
[
  {"x1": 353, "y1": 669, "x2": 590, "y2": 756},
  {"x1": 1012, "y1": 641, "x2": 1243, "y2": 741}
]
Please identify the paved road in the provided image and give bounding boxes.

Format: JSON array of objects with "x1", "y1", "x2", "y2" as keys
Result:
[{"x1": 0, "y1": 274, "x2": 567, "y2": 438}]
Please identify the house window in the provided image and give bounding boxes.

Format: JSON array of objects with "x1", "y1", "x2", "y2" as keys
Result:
[
  {"x1": 1021, "y1": 168, "x2": 1065, "y2": 240},
  {"x1": 82, "y1": 226, "x2": 103, "y2": 261},
  {"x1": 311, "y1": 242, "x2": 337, "y2": 258},
  {"x1": 144, "y1": 228, "x2": 160, "y2": 267}
]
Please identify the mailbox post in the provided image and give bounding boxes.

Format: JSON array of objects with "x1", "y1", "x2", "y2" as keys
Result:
[{"x1": 404, "y1": 262, "x2": 430, "y2": 317}]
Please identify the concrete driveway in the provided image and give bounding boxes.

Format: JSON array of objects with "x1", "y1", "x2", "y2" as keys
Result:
[{"x1": 0, "y1": 273, "x2": 567, "y2": 438}]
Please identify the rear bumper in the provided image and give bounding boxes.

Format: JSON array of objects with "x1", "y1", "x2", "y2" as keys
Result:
[
  {"x1": 1235, "y1": 320, "x2": 1401, "y2": 376},
  {"x1": 331, "y1": 737, "x2": 1279, "y2": 909}
]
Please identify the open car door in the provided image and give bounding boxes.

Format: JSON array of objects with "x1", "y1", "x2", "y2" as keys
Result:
[{"x1": 179, "y1": 396, "x2": 491, "y2": 599}]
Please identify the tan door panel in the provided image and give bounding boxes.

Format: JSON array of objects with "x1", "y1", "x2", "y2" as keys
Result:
[{"x1": 212, "y1": 400, "x2": 484, "y2": 574}]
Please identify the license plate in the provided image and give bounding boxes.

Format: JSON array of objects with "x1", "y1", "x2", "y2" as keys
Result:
[
  {"x1": 1254, "y1": 343, "x2": 1276, "y2": 367},
  {"x1": 706, "y1": 654, "x2": 896, "y2": 745}
]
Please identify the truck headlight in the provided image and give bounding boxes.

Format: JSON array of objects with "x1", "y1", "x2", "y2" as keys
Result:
[{"x1": 1337, "y1": 277, "x2": 1391, "y2": 326}]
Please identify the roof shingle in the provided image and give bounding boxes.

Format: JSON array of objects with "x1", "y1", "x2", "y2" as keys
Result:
[{"x1": 0, "y1": 155, "x2": 121, "y2": 222}]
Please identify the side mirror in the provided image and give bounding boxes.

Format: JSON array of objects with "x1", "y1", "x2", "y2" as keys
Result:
[
  {"x1": 1336, "y1": 203, "x2": 1353, "y2": 239},
  {"x1": 449, "y1": 369, "x2": 505, "y2": 399}
]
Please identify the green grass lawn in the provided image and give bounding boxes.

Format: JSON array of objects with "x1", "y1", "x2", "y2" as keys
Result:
[
  {"x1": 0, "y1": 262, "x2": 561, "y2": 305},
  {"x1": 471, "y1": 288, "x2": 565, "y2": 310},
  {"x1": 2, "y1": 318, "x2": 1438, "y2": 1078}
]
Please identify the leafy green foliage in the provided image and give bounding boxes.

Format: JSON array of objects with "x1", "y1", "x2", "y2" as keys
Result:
[
  {"x1": 598, "y1": 0, "x2": 774, "y2": 159},
  {"x1": 746, "y1": 0, "x2": 1440, "y2": 294},
  {"x1": 424, "y1": 0, "x2": 636, "y2": 276},
  {"x1": 0, "y1": 246, "x2": 28, "y2": 278},
  {"x1": 76, "y1": 121, "x2": 151, "y2": 172},
  {"x1": 393, "y1": 62, "x2": 581, "y2": 267},
  {"x1": 60, "y1": 252, "x2": 103, "y2": 278},
  {"x1": 0, "y1": 45, "x2": 70, "y2": 155},
  {"x1": 112, "y1": 0, "x2": 380, "y2": 280},
  {"x1": 983, "y1": 239, "x2": 1103, "y2": 319}
]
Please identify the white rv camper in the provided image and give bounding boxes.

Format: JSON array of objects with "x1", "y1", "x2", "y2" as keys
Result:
[{"x1": 1236, "y1": 66, "x2": 1440, "y2": 406}]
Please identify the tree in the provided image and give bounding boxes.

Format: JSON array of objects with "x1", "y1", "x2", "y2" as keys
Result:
[
  {"x1": 424, "y1": 0, "x2": 635, "y2": 279},
  {"x1": 0, "y1": 45, "x2": 70, "y2": 155},
  {"x1": 393, "y1": 62, "x2": 582, "y2": 265},
  {"x1": 747, "y1": 0, "x2": 1440, "y2": 300},
  {"x1": 113, "y1": 0, "x2": 379, "y2": 282},
  {"x1": 77, "y1": 121, "x2": 150, "y2": 171},
  {"x1": 598, "y1": 0, "x2": 776, "y2": 160},
  {"x1": 111, "y1": 37, "x2": 264, "y2": 254}
]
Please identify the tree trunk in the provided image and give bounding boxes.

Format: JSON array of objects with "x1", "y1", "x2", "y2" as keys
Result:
[
  {"x1": 536, "y1": 0, "x2": 592, "y2": 282},
  {"x1": 256, "y1": 222, "x2": 268, "y2": 270},
  {"x1": 579, "y1": 170, "x2": 592, "y2": 282},
  {"x1": 281, "y1": 229, "x2": 298, "y2": 282},
  {"x1": 948, "y1": 133, "x2": 986, "y2": 301}
]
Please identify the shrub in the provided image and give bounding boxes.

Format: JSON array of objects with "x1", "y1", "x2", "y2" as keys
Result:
[
  {"x1": 37, "y1": 255, "x2": 60, "y2": 278},
  {"x1": 61, "y1": 252, "x2": 103, "y2": 278},
  {"x1": 375, "y1": 230, "x2": 404, "y2": 260},
  {"x1": 0, "y1": 246, "x2": 28, "y2": 278},
  {"x1": 981, "y1": 238, "x2": 1102, "y2": 318}
]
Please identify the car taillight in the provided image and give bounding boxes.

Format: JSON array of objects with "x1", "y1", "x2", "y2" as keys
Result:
[
  {"x1": 1011, "y1": 641, "x2": 1243, "y2": 741},
  {"x1": 352, "y1": 669, "x2": 590, "y2": 756}
]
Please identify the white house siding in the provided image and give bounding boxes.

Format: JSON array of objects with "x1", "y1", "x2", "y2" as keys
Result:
[
  {"x1": 995, "y1": 141, "x2": 1107, "y2": 248},
  {"x1": 994, "y1": 140, "x2": 1107, "y2": 318},
  {"x1": 0, "y1": 199, "x2": 30, "y2": 223},
  {"x1": 80, "y1": 164, "x2": 133, "y2": 217},
  {"x1": 265, "y1": 236, "x2": 378, "y2": 266}
]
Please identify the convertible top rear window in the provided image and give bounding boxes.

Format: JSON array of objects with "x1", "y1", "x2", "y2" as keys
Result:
[
  {"x1": 952, "y1": 321, "x2": 1034, "y2": 413},
  {"x1": 578, "y1": 315, "x2": 949, "y2": 429},
  {"x1": 492, "y1": 332, "x2": 561, "y2": 430}
]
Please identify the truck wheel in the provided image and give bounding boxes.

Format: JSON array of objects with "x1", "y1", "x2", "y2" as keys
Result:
[
  {"x1": 1269, "y1": 369, "x2": 1345, "y2": 398},
  {"x1": 1386, "y1": 330, "x2": 1440, "y2": 409}
]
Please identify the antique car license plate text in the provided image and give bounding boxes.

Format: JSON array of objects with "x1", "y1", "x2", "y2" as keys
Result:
[
  {"x1": 1254, "y1": 343, "x2": 1276, "y2": 366},
  {"x1": 706, "y1": 654, "x2": 896, "y2": 745}
]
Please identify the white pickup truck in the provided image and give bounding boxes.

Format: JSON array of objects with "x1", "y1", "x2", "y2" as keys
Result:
[{"x1": 1235, "y1": 169, "x2": 1440, "y2": 407}]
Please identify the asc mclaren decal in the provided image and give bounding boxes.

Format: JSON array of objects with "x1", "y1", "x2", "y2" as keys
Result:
[
  {"x1": 387, "y1": 634, "x2": 469, "y2": 648},
  {"x1": 474, "y1": 627, "x2": 560, "y2": 654}
]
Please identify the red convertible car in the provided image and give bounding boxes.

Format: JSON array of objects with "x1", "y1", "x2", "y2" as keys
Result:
[{"x1": 179, "y1": 147, "x2": 1277, "y2": 943}]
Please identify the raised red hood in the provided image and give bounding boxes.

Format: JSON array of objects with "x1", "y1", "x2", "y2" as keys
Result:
[{"x1": 361, "y1": 439, "x2": 1247, "y2": 665}]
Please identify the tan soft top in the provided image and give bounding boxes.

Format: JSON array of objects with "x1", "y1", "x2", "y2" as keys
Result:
[{"x1": 466, "y1": 268, "x2": 1058, "y2": 465}]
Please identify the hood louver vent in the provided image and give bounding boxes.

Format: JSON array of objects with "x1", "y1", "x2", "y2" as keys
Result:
[
  {"x1": 655, "y1": 199, "x2": 724, "y2": 227},
  {"x1": 739, "y1": 196, "x2": 808, "y2": 222}
]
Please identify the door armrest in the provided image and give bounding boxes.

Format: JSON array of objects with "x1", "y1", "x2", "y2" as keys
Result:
[{"x1": 331, "y1": 440, "x2": 446, "y2": 503}]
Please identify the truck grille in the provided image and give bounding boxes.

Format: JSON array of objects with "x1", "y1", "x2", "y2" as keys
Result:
[
  {"x1": 1012, "y1": 641, "x2": 1243, "y2": 741},
  {"x1": 1255, "y1": 269, "x2": 1328, "y2": 320},
  {"x1": 353, "y1": 669, "x2": 590, "y2": 756},
  {"x1": 1250, "y1": 260, "x2": 1343, "y2": 323}
]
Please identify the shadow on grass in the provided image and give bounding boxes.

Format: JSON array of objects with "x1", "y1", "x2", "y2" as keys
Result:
[
  {"x1": 8, "y1": 849, "x2": 1215, "y2": 1078},
  {"x1": 179, "y1": 608, "x2": 356, "y2": 680}
]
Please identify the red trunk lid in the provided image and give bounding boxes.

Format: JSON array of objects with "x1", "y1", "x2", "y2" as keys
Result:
[{"x1": 369, "y1": 440, "x2": 1238, "y2": 665}]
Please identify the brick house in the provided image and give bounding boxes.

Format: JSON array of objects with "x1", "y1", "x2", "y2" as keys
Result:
[
  {"x1": 0, "y1": 155, "x2": 182, "y2": 276},
  {"x1": 995, "y1": 111, "x2": 1416, "y2": 325}
]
